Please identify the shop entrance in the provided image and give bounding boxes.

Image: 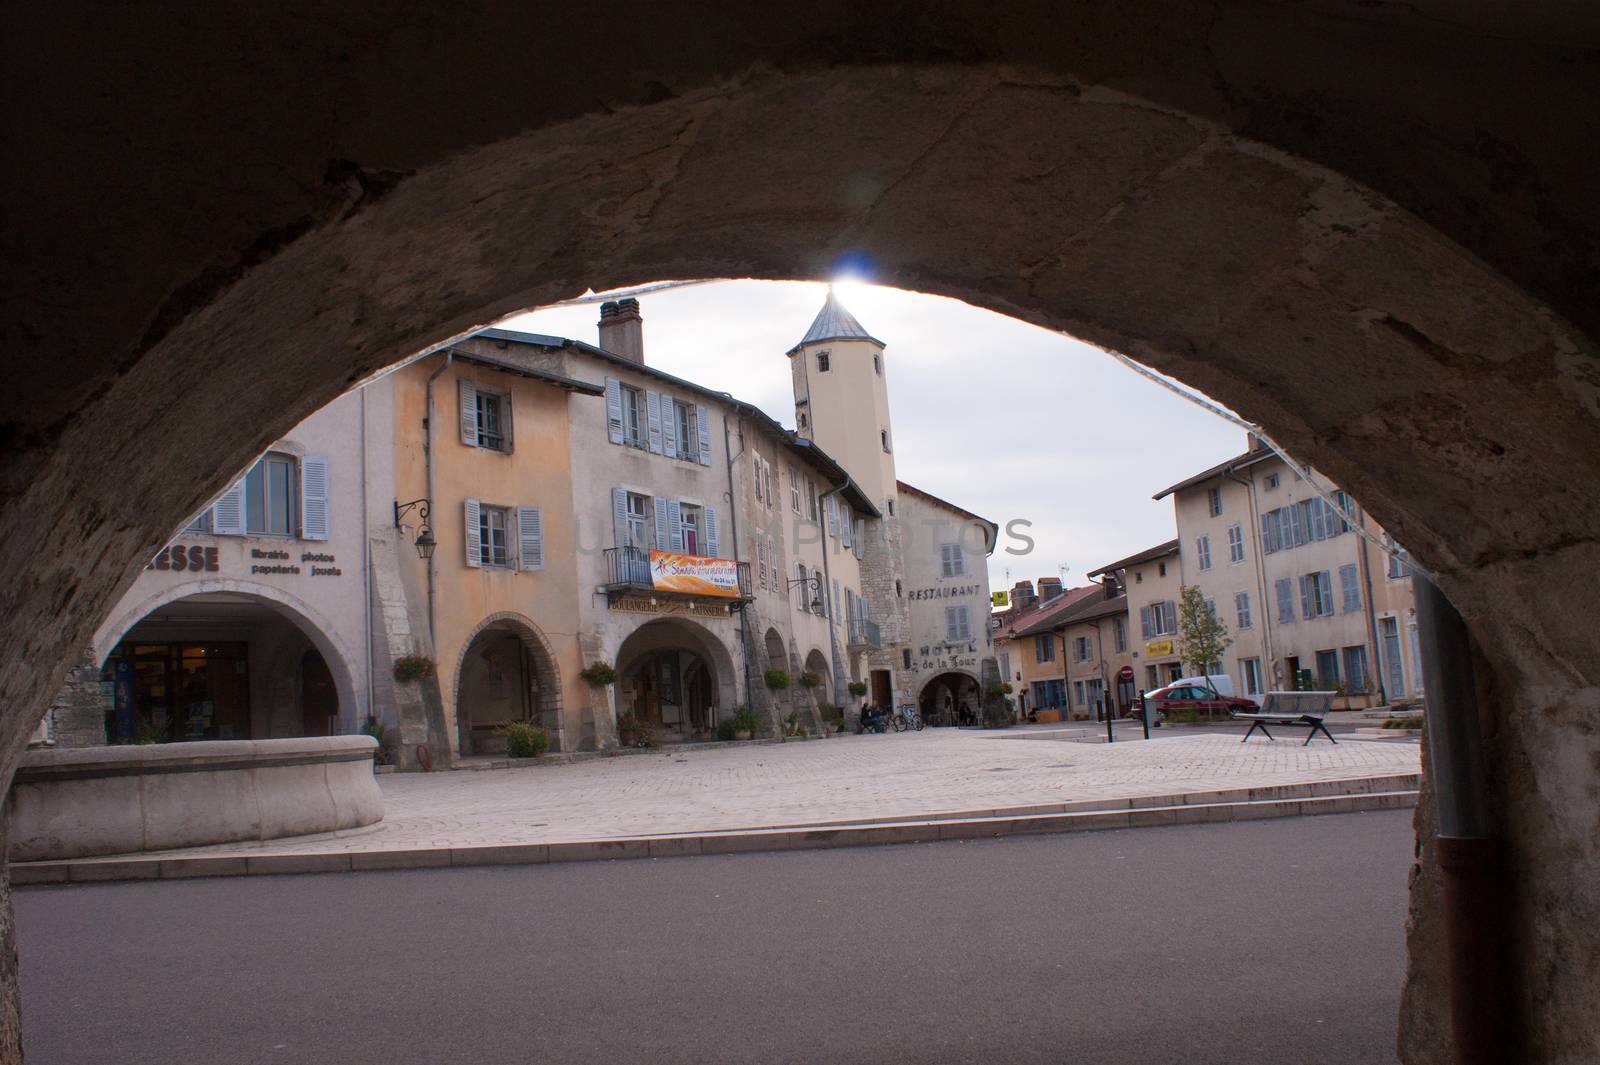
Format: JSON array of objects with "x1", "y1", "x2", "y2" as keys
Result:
[{"x1": 615, "y1": 618, "x2": 734, "y2": 743}]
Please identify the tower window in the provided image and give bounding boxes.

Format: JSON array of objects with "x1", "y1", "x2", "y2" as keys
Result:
[
  {"x1": 881, "y1": 429, "x2": 891, "y2": 453},
  {"x1": 817, "y1": 351, "x2": 830, "y2": 372},
  {"x1": 799, "y1": 412, "x2": 808, "y2": 429},
  {"x1": 873, "y1": 355, "x2": 881, "y2": 375}
]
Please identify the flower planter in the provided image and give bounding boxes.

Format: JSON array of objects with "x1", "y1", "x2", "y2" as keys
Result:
[{"x1": 734, "y1": 729, "x2": 753, "y2": 741}]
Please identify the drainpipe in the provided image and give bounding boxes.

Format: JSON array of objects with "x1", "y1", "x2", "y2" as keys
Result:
[
  {"x1": 360, "y1": 383, "x2": 373, "y2": 732},
  {"x1": 1414, "y1": 575, "x2": 1514, "y2": 1065},
  {"x1": 722, "y1": 413, "x2": 752, "y2": 714},
  {"x1": 1355, "y1": 508, "x2": 1385, "y2": 703},
  {"x1": 422, "y1": 351, "x2": 453, "y2": 647}
]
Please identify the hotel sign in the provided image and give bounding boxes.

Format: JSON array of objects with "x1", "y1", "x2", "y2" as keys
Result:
[
  {"x1": 649, "y1": 550, "x2": 739, "y2": 598},
  {"x1": 1145, "y1": 640, "x2": 1174, "y2": 657}
]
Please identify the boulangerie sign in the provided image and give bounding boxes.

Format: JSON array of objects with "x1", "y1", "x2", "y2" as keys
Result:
[{"x1": 649, "y1": 550, "x2": 739, "y2": 598}]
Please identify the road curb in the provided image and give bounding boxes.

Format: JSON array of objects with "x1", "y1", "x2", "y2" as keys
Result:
[{"x1": 10, "y1": 781, "x2": 1419, "y2": 886}]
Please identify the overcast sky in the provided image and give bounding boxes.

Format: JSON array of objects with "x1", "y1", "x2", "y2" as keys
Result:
[{"x1": 502, "y1": 280, "x2": 1246, "y2": 601}]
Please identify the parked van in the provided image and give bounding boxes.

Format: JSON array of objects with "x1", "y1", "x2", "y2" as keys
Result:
[{"x1": 1168, "y1": 674, "x2": 1234, "y2": 697}]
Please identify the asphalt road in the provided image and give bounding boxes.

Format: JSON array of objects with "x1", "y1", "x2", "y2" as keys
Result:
[{"x1": 15, "y1": 810, "x2": 1414, "y2": 1065}]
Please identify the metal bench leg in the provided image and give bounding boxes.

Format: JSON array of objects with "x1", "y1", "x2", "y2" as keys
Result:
[
  {"x1": 1242, "y1": 720, "x2": 1273, "y2": 743},
  {"x1": 1303, "y1": 720, "x2": 1337, "y2": 745}
]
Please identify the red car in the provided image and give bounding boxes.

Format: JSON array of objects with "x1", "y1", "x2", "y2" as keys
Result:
[{"x1": 1141, "y1": 682, "x2": 1259, "y2": 718}]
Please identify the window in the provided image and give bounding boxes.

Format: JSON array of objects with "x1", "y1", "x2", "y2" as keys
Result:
[
  {"x1": 881, "y1": 429, "x2": 891, "y2": 453},
  {"x1": 1339, "y1": 563, "x2": 1361, "y2": 613},
  {"x1": 1342, "y1": 646, "x2": 1371, "y2": 691},
  {"x1": 1314, "y1": 649, "x2": 1340, "y2": 688},
  {"x1": 789, "y1": 466, "x2": 800, "y2": 512},
  {"x1": 1073, "y1": 635, "x2": 1091, "y2": 663},
  {"x1": 873, "y1": 354, "x2": 881, "y2": 375},
  {"x1": 1227, "y1": 524, "x2": 1244, "y2": 563},
  {"x1": 1140, "y1": 600, "x2": 1177, "y2": 638},
  {"x1": 1196, "y1": 535, "x2": 1212, "y2": 571},
  {"x1": 479, "y1": 505, "x2": 511, "y2": 567},
  {"x1": 903, "y1": 648, "x2": 912, "y2": 669},
  {"x1": 1134, "y1": 570, "x2": 1143, "y2": 584},
  {"x1": 806, "y1": 479, "x2": 818, "y2": 520},
  {"x1": 1034, "y1": 634, "x2": 1054, "y2": 664},
  {"x1": 1237, "y1": 658, "x2": 1261, "y2": 696},
  {"x1": 1235, "y1": 591, "x2": 1252, "y2": 630},
  {"x1": 752, "y1": 454, "x2": 763, "y2": 503},
  {"x1": 620, "y1": 385, "x2": 644, "y2": 448},
  {"x1": 1207, "y1": 486, "x2": 1222, "y2": 516},
  {"x1": 1204, "y1": 597, "x2": 1217, "y2": 622},
  {"x1": 945, "y1": 605, "x2": 972, "y2": 641},
  {"x1": 1301, "y1": 570, "x2": 1335, "y2": 618},
  {"x1": 680, "y1": 504, "x2": 702, "y2": 556},
  {"x1": 674, "y1": 402, "x2": 697, "y2": 461},
  {"x1": 475, "y1": 391, "x2": 507, "y2": 451},
  {"x1": 1158, "y1": 562, "x2": 1167, "y2": 577},
  {"x1": 244, "y1": 453, "x2": 297, "y2": 536},
  {"x1": 1000, "y1": 653, "x2": 1011, "y2": 681},
  {"x1": 624, "y1": 493, "x2": 649, "y2": 548},
  {"x1": 1265, "y1": 472, "x2": 1280, "y2": 490},
  {"x1": 1386, "y1": 539, "x2": 1412, "y2": 579},
  {"x1": 817, "y1": 351, "x2": 830, "y2": 372},
  {"x1": 940, "y1": 543, "x2": 966, "y2": 577},
  {"x1": 1032, "y1": 679, "x2": 1066, "y2": 710},
  {"x1": 887, "y1": 500, "x2": 894, "y2": 516},
  {"x1": 1112, "y1": 617, "x2": 1127, "y2": 653},
  {"x1": 798, "y1": 412, "x2": 808, "y2": 429},
  {"x1": 895, "y1": 580, "x2": 903, "y2": 597},
  {"x1": 1276, "y1": 578, "x2": 1295, "y2": 624},
  {"x1": 1072, "y1": 680, "x2": 1085, "y2": 708},
  {"x1": 1145, "y1": 665, "x2": 1160, "y2": 689}
]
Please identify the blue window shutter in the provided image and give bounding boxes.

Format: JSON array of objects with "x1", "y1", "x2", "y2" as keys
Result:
[
  {"x1": 1277, "y1": 579, "x2": 1294, "y2": 624},
  {"x1": 667, "y1": 500, "x2": 683, "y2": 551},
  {"x1": 645, "y1": 391, "x2": 663, "y2": 454},
  {"x1": 705, "y1": 505, "x2": 719, "y2": 558},
  {"x1": 1340, "y1": 564, "x2": 1360, "y2": 612},
  {"x1": 459, "y1": 378, "x2": 479, "y2": 447},
  {"x1": 697, "y1": 404, "x2": 712, "y2": 465},
  {"x1": 464, "y1": 498, "x2": 482, "y2": 568},
  {"x1": 1319, "y1": 571, "x2": 1334, "y2": 615},
  {"x1": 1300, "y1": 574, "x2": 1314, "y2": 619},
  {"x1": 1140, "y1": 605, "x2": 1152, "y2": 639},
  {"x1": 652, "y1": 495, "x2": 669, "y2": 549},
  {"x1": 661, "y1": 395, "x2": 678, "y2": 457},
  {"x1": 604, "y1": 378, "x2": 623, "y2": 444},
  {"x1": 517, "y1": 506, "x2": 544, "y2": 571},
  {"x1": 612, "y1": 488, "x2": 630, "y2": 549},
  {"x1": 299, "y1": 454, "x2": 330, "y2": 541}
]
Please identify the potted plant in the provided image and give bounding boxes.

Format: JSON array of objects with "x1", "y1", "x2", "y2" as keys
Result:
[
  {"x1": 616, "y1": 712, "x2": 641, "y2": 747},
  {"x1": 764, "y1": 667, "x2": 791, "y2": 691},
  {"x1": 361, "y1": 716, "x2": 394, "y2": 767},
  {"x1": 580, "y1": 660, "x2": 619, "y2": 686},
  {"x1": 846, "y1": 681, "x2": 868, "y2": 699},
  {"x1": 730, "y1": 706, "x2": 760, "y2": 740},
  {"x1": 798, "y1": 671, "x2": 822, "y2": 689},
  {"x1": 499, "y1": 721, "x2": 549, "y2": 759},
  {"x1": 393, "y1": 654, "x2": 435, "y2": 683}
]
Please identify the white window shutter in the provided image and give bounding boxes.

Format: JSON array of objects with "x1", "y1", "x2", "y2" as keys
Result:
[
  {"x1": 945, "y1": 606, "x2": 958, "y2": 641},
  {"x1": 853, "y1": 519, "x2": 865, "y2": 560},
  {"x1": 300, "y1": 454, "x2": 330, "y2": 541},
  {"x1": 667, "y1": 500, "x2": 683, "y2": 552},
  {"x1": 459, "y1": 378, "x2": 479, "y2": 447},
  {"x1": 697, "y1": 404, "x2": 711, "y2": 465},
  {"x1": 211, "y1": 478, "x2": 246, "y2": 536},
  {"x1": 517, "y1": 506, "x2": 544, "y2": 571},
  {"x1": 833, "y1": 578, "x2": 841, "y2": 620},
  {"x1": 827, "y1": 495, "x2": 838, "y2": 536},
  {"x1": 661, "y1": 395, "x2": 678, "y2": 457},
  {"x1": 1300, "y1": 574, "x2": 1313, "y2": 619},
  {"x1": 645, "y1": 391, "x2": 663, "y2": 454},
  {"x1": 612, "y1": 488, "x2": 630, "y2": 549},
  {"x1": 653, "y1": 495, "x2": 669, "y2": 549},
  {"x1": 464, "y1": 498, "x2": 482, "y2": 567},
  {"x1": 705, "y1": 506, "x2": 719, "y2": 558},
  {"x1": 605, "y1": 378, "x2": 624, "y2": 444},
  {"x1": 756, "y1": 541, "x2": 766, "y2": 587}
]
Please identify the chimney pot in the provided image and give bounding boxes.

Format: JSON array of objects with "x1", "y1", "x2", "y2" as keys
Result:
[{"x1": 598, "y1": 298, "x2": 645, "y2": 364}]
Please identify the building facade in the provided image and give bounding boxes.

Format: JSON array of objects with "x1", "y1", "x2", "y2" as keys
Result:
[
  {"x1": 1091, "y1": 540, "x2": 1185, "y2": 695},
  {"x1": 1154, "y1": 440, "x2": 1421, "y2": 704}
]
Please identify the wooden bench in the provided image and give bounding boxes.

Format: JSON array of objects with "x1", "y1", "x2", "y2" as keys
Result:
[{"x1": 1232, "y1": 690, "x2": 1338, "y2": 745}]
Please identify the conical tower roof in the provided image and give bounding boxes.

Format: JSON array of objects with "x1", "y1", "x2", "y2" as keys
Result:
[{"x1": 793, "y1": 287, "x2": 884, "y2": 349}]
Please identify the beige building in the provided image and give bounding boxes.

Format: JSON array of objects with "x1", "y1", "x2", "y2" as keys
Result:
[
  {"x1": 991, "y1": 579, "x2": 1094, "y2": 721},
  {"x1": 1090, "y1": 540, "x2": 1185, "y2": 695},
  {"x1": 1154, "y1": 439, "x2": 1421, "y2": 704}
]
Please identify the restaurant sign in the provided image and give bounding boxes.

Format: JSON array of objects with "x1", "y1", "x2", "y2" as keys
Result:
[{"x1": 649, "y1": 550, "x2": 740, "y2": 598}]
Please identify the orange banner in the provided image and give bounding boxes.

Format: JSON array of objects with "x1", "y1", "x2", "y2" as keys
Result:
[{"x1": 649, "y1": 550, "x2": 740, "y2": 598}]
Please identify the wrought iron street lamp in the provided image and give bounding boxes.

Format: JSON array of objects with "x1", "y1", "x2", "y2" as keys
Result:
[{"x1": 393, "y1": 498, "x2": 436, "y2": 560}]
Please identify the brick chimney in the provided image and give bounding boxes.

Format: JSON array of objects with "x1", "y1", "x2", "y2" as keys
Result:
[
  {"x1": 1011, "y1": 580, "x2": 1037, "y2": 611},
  {"x1": 1037, "y1": 577, "x2": 1063, "y2": 602},
  {"x1": 598, "y1": 298, "x2": 644, "y2": 364}
]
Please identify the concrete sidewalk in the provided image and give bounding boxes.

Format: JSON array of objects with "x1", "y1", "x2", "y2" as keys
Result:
[{"x1": 11, "y1": 730, "x2": 1420, "y2": 883}]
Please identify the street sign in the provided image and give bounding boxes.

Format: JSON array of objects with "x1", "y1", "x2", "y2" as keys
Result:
[
  {"x1": 1118, "y1": 665, "x2": 1134, "y2": 681},
  {"x1": 991, "y1": 590, "x2": 1009, "y2": 607}
]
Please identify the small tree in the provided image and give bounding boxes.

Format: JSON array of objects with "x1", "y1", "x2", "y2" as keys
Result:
[{"x1": 1177, "y1": 584, "x2": 1232, "y2": 685}]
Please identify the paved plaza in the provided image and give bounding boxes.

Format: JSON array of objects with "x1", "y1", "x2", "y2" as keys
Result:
[{"x1": 95, "y1": 727, "x2": 1420, "y2": 861}]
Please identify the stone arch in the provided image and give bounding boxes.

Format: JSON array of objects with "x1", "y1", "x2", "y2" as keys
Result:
[
  {"x1": 92, "y1": 579, "x2": 362, "y2": 737},
  {"x1": 803, "y1": 649, "x2": 833, "y2": 712},
  {"x1": 918, "y1": 671, "x2": 982, "y2": 728},
  {"x1": 4, "y1": 17, "x2": 1600, "y2": 1058},
  {"x1": 762, "y1": 627, "x2": 786, "y2": 671},
  {"x1": 614, "y1": 618, "x2": 739, "y2": 739},
  {"x1": 451, "y1": 611, "x2": 563, "y2": 755}
]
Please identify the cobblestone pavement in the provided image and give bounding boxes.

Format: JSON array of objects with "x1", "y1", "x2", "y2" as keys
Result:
[{"x1": 126, "y1": 727, "x2": 1420, "y2": 860}]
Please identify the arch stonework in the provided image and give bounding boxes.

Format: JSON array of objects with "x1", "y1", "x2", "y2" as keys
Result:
[
  {"x1": 92, "y1": 579, "x2": 363, "y2": 736},
  {"x1": 3, "y1": 9, "x2": 1600, "y2": 1060},
  {"x1": 450, "y1": 611, "x2": 564, "y2": 748}
]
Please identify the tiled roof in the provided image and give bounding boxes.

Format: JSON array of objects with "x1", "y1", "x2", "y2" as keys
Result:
[
  {"x1": 1152, "y1": 447, "x2": 1275, "y2": 500},
  {"x1": 993, "y1": 584, "x2": 1099, "y2": 639},
  {"x1": 1013, "y1": 588, "x2": 1126, "y2": 636}
]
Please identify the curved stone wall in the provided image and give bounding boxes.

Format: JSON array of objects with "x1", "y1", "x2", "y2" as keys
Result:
[{"x1": 5, "y1": 736, "x2": 382, "y2": 862}]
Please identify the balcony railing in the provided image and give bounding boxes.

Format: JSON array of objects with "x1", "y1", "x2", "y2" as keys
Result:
[
  {"x1": 601, "y1": 546, "x2": 752, "y2": 600},
  {"x1": 848, "y1": 618, "x2": 882, "y2": 649}
]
